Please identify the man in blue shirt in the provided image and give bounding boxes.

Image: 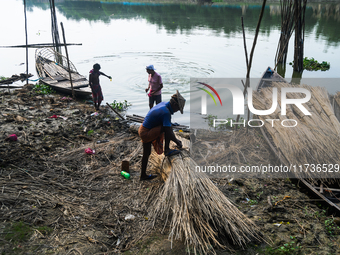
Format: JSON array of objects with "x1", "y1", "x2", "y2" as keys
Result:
[{"x1": 138, "y1": 90, "x2": 186, "y2": 180}]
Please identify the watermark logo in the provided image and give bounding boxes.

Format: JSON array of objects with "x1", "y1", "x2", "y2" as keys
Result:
[
  {"x1": 197, "y1": 82, "x2": 223, "y2": 114},
  {"x1": 199, "y1": 83, "x2": 311, "y2": 116}
]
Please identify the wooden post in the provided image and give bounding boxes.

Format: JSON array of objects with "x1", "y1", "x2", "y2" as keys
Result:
[
  {"x1": 275, "y1": 0, "x2": 294, "y2": 68},
  {"x1": 246, "y1": 0, "x2": 267, "y2": 79},
  {"x1": 50, "y1": 0, "x2": 61, "y2": 56},
  {"x1": 236, "y1": 0, "x2": 266, "y2": 132},
  {"x1": 236, "y1": 17, "x2": 249, "y2": 126},
  {"x1": 106, "y1": 103, "x2": 125, "y2": 120},
  {"x1": 60, "y1": 22, "x2": 75, "y2": 99},
  {"x1": 241, "y1": 17, "x2": 249, "y2": 69},
  {"x1": 24, "y1": 0, "x2": 28, "y2": 85},
  {"x1": 293, "y1": 0, "x2": 307, "y2": 72},
  {"x1": 245, "y1": 0, "x2": 266, "y2": 132}
]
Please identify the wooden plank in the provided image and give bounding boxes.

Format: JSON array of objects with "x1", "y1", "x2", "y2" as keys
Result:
[
  {"x1": 43, "y1": 63, "x2": 58, "y2": 77},
  {"x1": 126, "y1": 116, "x2": 143, "y2": 123},
  {"x1": 42, "y1": 76, "x2": 87, "y2": 83},
  {"x1": 43, "y1": 79, "x2": 88, "y2": 89},
  {"x1": 43, "y1": 62, "x2": 85, "y2": 82},
  {"x1": 300, "y1": 179, "x2": 340, "y2": 211},
  {"x1": 0, "y1": 43, "x2": 82, "y2": 48},
  {"x1": 314, "y1": 186, "x2": 340, "y2": 193},
  {"x1": 0, "y1": 85, "x2": 22, "y2": 89}
]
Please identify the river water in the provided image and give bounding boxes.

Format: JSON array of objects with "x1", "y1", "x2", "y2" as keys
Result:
[{"x1": 1, "y1": 0, "x2": 340, "y2": 126}]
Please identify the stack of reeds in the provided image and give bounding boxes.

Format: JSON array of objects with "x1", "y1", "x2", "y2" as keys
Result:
[
  {"x1": 333, "y1": 91, "x2": 340, "y2": 121},
  {"x1": 252, "y1": 82, "x2": 340, "y2": 181},
  {"x1": 147, "y1": 137, "x2": 263, "y2": 254}
]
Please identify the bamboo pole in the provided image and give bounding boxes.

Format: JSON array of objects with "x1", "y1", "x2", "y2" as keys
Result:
[
  {"x1": 0, "y1": 43, "x2": 82, "y2": 48},
  {"x1": 236, "y1": 0, "x2": 267, "y2": 130},
  {"x1": 60, "y1": 22, "x2": 74, "y2": 99},
  {"x1": 24, "y1": 0, "x2": 28, "y2": 85},
  {"x1": 274, "y1": 0, "x2": 294, "y2": 69},
  {"x1": 241, "y1": 16, "x2": 249, "y2": 68},
  {"x1": 293, "y1": 0, "x2": 307, "y2": 72},
  {"x1": 245, "y1": 0, "x2": 266, "y2": 132},
  {"x1": 50, "y1": 0, "x2": 61, "y2": 55},
  {"x1": 106, "y1": 103, "x2": 125, "y2": 120},
  {"x1": 246, "y1": 0, "x2": 267, "y2": 78}
]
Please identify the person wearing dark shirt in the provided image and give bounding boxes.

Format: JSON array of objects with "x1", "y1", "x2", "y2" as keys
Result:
[
  {"x1": 89, "y1": 63, "x2": 112, "y2": 111},
  {"x1": 138, "y1": 90, "x2": 186, "y2": 180}
]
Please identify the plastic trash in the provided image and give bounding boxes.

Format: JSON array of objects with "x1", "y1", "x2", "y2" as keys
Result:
[
  {"x1": 116, "y1": 238, "x2": 121, "y2": 246},
  {"x1": 91, "y1": 112, "x2": 99, "y2": 116},
  {"x1": 124, "y1": 214, "x2": 135, "y2": 221},
  {"x1": 61, "y1": 97, "x2": 72, "y2": 101},
  {"x1": 6, "y1": 134, "x2": 17, "y2": 141},
  {"x1": 85, "y1": 148, "x2": 95, "y2": 155},
  {"x1": 96, "y1": 139, "x2": 109, "y2": 144},
  {"x1": 59, "y1": 116, "x2": 68, "y2": 120},
  {"x1": 121, "y1": 171, "x2": 130, "y2": 179}
]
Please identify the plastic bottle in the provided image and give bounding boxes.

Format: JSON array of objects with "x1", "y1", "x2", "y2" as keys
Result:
[
  {"x1": 121, "y1": 171, "x2": 130, "y2": 179},
  {"x1": 96, "y1": 139, "x2": 109, "y2": 144}
]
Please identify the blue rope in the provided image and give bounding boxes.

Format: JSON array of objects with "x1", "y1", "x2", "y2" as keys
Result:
[{"x1": 27, "y1": 77, "x2": 43, "y2": 82}]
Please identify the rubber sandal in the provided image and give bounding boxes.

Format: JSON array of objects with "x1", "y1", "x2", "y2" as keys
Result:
[
  {"x1": 140, "y1": 174, "x2": 157, "y2": 181},
  {"x1": 165, "y1": 149, "x2": 181, "y2": 157}
]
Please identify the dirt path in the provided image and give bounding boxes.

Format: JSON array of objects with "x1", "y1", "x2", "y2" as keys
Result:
[{"x1": 0, "y1": 85, "x2": 339, "y2": 255}]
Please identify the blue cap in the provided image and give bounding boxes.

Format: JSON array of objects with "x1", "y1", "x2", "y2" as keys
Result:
[{"x1": 146, "y1": 65, "x2": 155, "y2": 70}]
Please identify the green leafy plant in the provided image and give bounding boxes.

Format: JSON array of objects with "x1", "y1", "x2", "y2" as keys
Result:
[
  {"x1": 33, "y1": 83, "x2": 55, "y2": 95},
  {"x1": 303, "y1": 57, "x2": 330, "y2": 71},
  {"x1": 264, "y1": 236, "x2": 301, "y2": 254},
  {"x1": 110, "y1": 100, "x2": 131, "y2": 112},
  {"x1": 0, "y1": 76, "x2": 8, "y2": 81},
  {"x1": 325, "y1": 218, "x2": 340, "y2": 235},
  {"x1": 313, "y1": 209, "x2": 327, "y2": 219},
  {"x1": 248, "y1": 199, "x2": 258, "y2": 205},
  {"x1": 257, "y1": 191, "x2": 263, "y2": 199},
  {"x1": 4, "y1": 221, "x2": 32, "y2": 242},
  {"x1": 87, "y1": 130, "x2": 94, "y2": 136},
  {"x1": 289, "y1": 57, "x2": 330, "y2": 71},
  {"x1": 2, "y1": 221, "x2": 51, "y2": 244},
  {"x1": 204, "y1": 114, "x2": 217, "y2": 128}
]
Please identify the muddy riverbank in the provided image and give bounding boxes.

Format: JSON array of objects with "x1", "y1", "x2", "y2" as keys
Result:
[{"x1": 0, "y1": 84, "x2": 340, "y2": 254}]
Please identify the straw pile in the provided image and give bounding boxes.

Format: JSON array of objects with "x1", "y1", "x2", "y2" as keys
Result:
[
  {"x1": 333, "y1": 91, "x2": 340, "y2": 121},
  {"x1": 252, "y1": 82, "x2": 340, "y2": 180},
  {"x1": 334, "y1": 91, "x2": 340, "y2": 108},
  {"x1": 147, "y1": 137, "x2": 262, "y2": 254}
]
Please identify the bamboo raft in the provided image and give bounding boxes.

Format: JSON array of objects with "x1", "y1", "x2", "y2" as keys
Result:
[
  {"x1": 255, "y1": 67, "x2": 340, "y2": 211},
  {"x1": 35, "y1": 48, "x2": 91, "y2": 97}
]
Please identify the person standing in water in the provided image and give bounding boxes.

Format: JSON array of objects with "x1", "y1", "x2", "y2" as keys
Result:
[
  {"x1": 89, "y1": 63, "x2": 112, "y2": 111},
  {"x1": 145, "y1": 65, "x2": 163, "y2": 109}
]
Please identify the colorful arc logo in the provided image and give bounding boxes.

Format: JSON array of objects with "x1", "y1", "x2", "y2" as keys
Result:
[{"x1": 197, "y1": 82, "x2": 223, "y2": 106}]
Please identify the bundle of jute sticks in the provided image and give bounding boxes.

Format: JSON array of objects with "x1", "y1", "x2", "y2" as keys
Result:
[
  {"x1": 147, "y1": 137, "x2": 263, "y2": 254},
  {"x1": 252, "y1": 82, "x2": 340, "y2": 180}
]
